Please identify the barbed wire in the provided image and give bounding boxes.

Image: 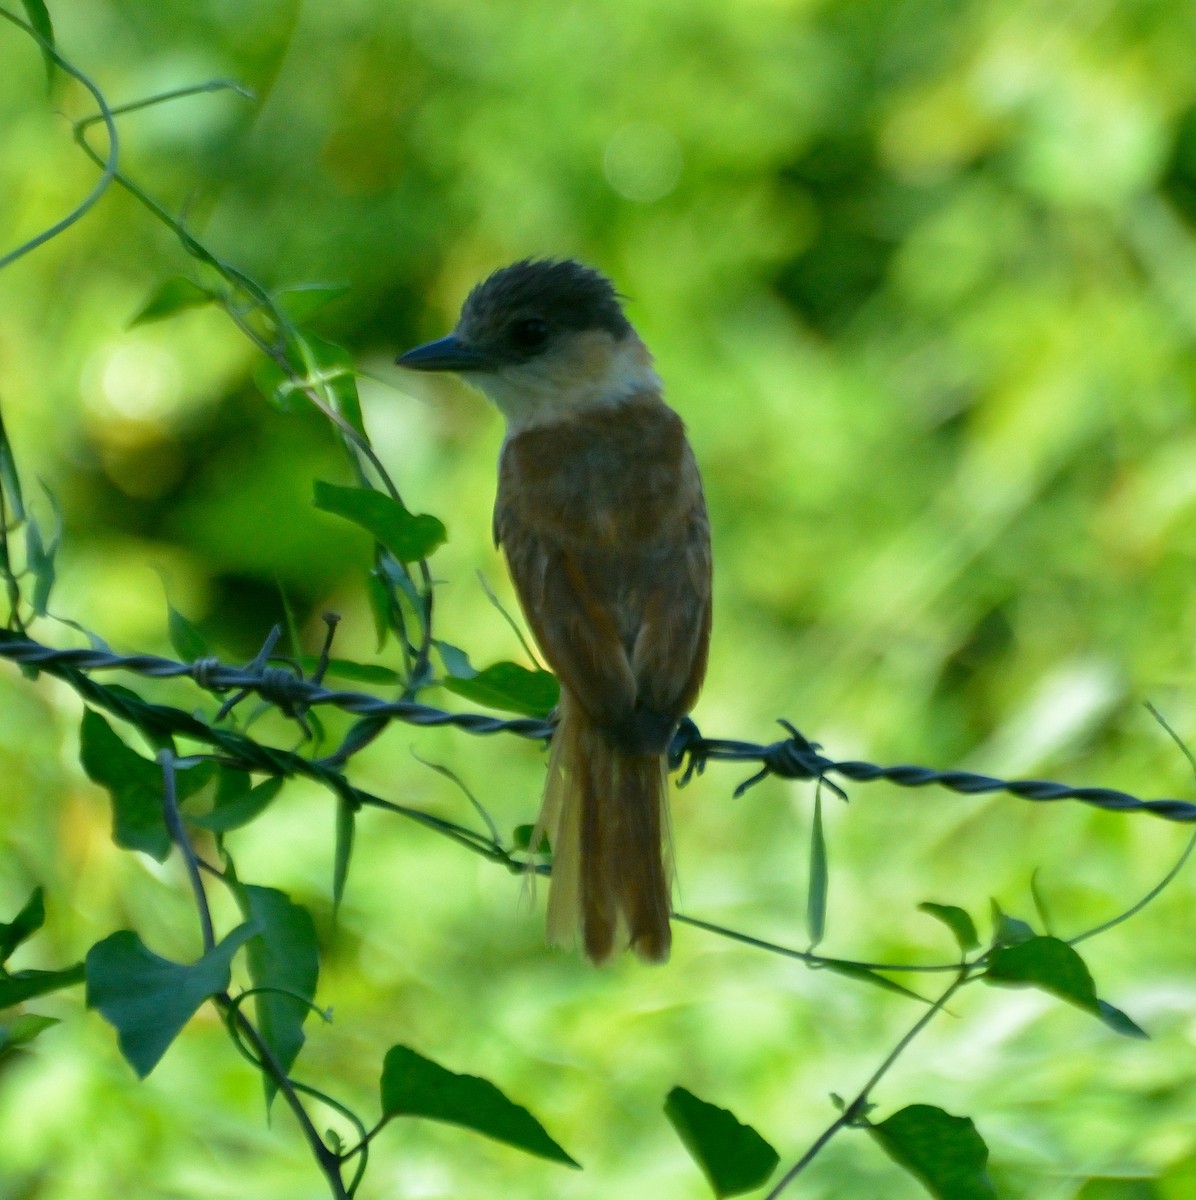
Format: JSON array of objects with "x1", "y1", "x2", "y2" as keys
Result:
[{"x1": 2, "y1": 628, "x2": 1192, "y2": 823}]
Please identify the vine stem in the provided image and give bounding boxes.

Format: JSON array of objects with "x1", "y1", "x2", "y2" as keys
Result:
[
  {"x1": 157, "y1": 750, "x2": 348, "y2": 1200},
  {"x1": 763, "y1": 967, "x2": 972, "y2": 1199}
]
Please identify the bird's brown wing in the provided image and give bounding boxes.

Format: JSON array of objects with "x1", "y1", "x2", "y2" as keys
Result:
[{"x1": 495, "y1": 417, "x2": 711, "y2": 744}]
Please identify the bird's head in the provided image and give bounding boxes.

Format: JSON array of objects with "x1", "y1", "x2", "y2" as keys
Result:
[{"x1": 397, "y1": 259, "x2": 659, "y2": 431}]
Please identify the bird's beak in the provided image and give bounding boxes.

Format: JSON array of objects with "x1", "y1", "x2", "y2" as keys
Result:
[{"x1": 395, "y1": 334, "x2": 499, "y2": 373}]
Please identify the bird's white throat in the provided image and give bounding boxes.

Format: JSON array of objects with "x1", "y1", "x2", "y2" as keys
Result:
[{"x1": 464, "y1": 330, "x2": 662, "y2": 433}]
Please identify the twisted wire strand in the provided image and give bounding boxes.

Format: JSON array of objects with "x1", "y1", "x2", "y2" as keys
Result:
[{"x1": 2, "y1": 630, "x2": 1194, "y2": 823}]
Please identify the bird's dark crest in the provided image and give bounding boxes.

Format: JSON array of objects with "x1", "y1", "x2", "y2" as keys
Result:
[{"x1": 459, "y1": 259, "x2": 632, "y2": 354}]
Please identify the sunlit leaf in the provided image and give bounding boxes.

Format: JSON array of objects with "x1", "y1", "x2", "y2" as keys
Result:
[
  {"x1": 313, "y1": 481, "x2": 446, "y2": 564},
  {"x1": 919, "y1": 903, "x2": 978, "y2": 953},
  {"x1": 807, "y1": 789, "x2": 827, "y2": 948},
  {"x1": 443, "y1": 662, "x2": 558, "y2": 718},
  {"x1": 870, "y1": 1104, "x2": 996, "y2": 1199},
  {"x1": 274, "y1": 282, "x2": 350, "y2": 322},
  {"x1": 129, "y1": 276, "x2": 217, "y2": 326},
  {"x1": 79, "y1": 710, "x2": 170, "y2": 861},
  {"x1": 379, "y1": 1044, "x2": 579, "y2": 1167},
  {"x1": 86, "y1": 924, "x2": 257, "y2": 1077},
  {"x1": 167, "y1": 600, "x2": 208, "y2": 662},
  {"x1": 665, "y1": 1086, "x2": 779, "y2": 1198},
  {"x1": 289, "y1": 332, "x2": 365, "y2": 437},
  {"x1": 0, "y1": 1014, "x2": 58, "y2": 1056}
]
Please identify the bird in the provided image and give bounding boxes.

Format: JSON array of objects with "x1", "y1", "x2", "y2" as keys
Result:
[{"x1": 397, "y1": 259, "x2": 711, "y2": 964}]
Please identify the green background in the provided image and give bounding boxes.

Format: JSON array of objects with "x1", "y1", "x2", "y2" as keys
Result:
[{"x1": 3, "y1": 0, "x2": 1196, "y2": 1196}]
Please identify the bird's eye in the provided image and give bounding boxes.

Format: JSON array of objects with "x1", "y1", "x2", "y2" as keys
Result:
[{"x1": 509, "y1": 317, "x2": 549, "y2": 352}]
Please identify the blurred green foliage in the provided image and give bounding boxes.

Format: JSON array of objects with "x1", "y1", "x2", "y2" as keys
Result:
[{"x1": 4, "y1": 0, "x2": 1196, "y2": 1197}]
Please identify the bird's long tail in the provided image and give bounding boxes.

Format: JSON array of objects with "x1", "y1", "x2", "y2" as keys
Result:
[{"x1": 533, "y1": 689, "x2": 671, "y2": 964}]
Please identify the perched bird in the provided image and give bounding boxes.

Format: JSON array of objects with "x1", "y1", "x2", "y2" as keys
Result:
[{"x1": 397, "y1": 259, "x2": 711, "y2": 963}]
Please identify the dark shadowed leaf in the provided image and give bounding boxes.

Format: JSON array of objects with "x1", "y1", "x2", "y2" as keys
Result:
[
  {"x1": 129, "y1": 276, "x2": 217, "y2": 326},
  {"x1": 79, "y1": 710, "x2": 171, "y2": 861},
  {"x1": 990, "y1": 900, "x2": 1035, "y2": 947},
  {"x1": 0, "y1": 407, "x2": 25, "y2": 519},
  {"x1": 86, "y1": 924, "x2": 256, "y2": 1077},
  {"x1": 333, "y1": 795, "x2": 354, "y2": 912},
  {"x1": 0, "y1": 887, "x2": 45, "y2": 962},
  {"x1": 367, "y1": 571, "x2": 392, "y2": 650},
  {"x1": 296, "y1": 655, "x2": 402, "y2": 685},
  {"x1": 436, "y1": 640, "x2": 476, "y2": 679},
  {"x1": 444, "y1": 662, "x2": 559, "y2": 718},
  {"x1": 986, "y1": 936, "x2": 1146, "y2": 1037},
  {"x1": 665, "y1": 1086, "x2": 779, "y2": 1198},
  {"x1": 870, "y1": 1104, "x2": 996, "y2": 1199},
  {"x1": 313, "y1": 481, "x2": 446, "y2": 564},
  {"x1": 19, "y1": 0, "x2": 55, "y2": 84},
  {"x1": 919, "y1": 903, "x2": 979, "y2": 953},
  {"x1": 239, "y1": 886, "x2": 320, "y2": 1108},
  {"x1": 0, "y1": 964, "x2": 84, "y2": 1007},
  {"x1": 191, "y1": 773, "x2": 283, "y2": 833},
  {"x1": 380, "y1": 1044, "x2": 579, "y2": 1167},
  {"x1": 807, "y1": 790, "x2": 828, "y2": 948}
]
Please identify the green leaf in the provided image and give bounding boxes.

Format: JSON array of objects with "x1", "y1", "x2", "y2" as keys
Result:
[
  {"x1": 289, "y1": 332, "x2": 365, "y2": 437},
  {"x1": 0, "y1": 887, "x2": 45, "y2": 962},
  {"x1": 0, "y1": 963, "x2": 84, "y2": 1007},
  {"x1": 821, "y1": 959, "x2": 929, "y2": 1003},
  {"x1": 436, "y1": 640, "x2": 477, "y2": 680},
  {"x1": 313, "y1": 481, "x2": 446, "y2": 564},
  {"x1": 919, "y1": 903, "x2": 979, "y2": 953},
  {"x1": 296, "y1": 656, "x2": 402, "y2": 685},
  {"x1": 443, "y1": 662, "x2": 559, "y2": 718},
  {"x1": 665, "y1": 1086, "x2": 779, "y2": 1198},
  {"x1": 191, "y1": 772, "x2": 283, "y2": 833},
  {"x1": 129, "y1": 277, "x2": 217, "y2": 326},
  {"x1": 254, "y1": 356, "x2": 293, "y2": 410},
  {"x1": 239, "y1": 886, "x2": 320, "y2": 1108},
  {"x1": 1097, "y1": 1001, "x2": 1149, "y2": 1040},
  {"x1": 986, "y1": 936, "x2": 1146, "y2": 1037},
  {"x1": 167, "y1": 601, "x2": 208, "y2": 661},
  {"x1": 379, "y1": 1044, "x2": 579, "y2": 1168},
  {"x1": 366, "y1": 570, "x2": 392, "y2": 651},
  {"x1": 274, "y1": 283, "x2": 350, "y2": 322},
  {"x1": 513, "y1": 824, "x2": 550, "y2": 855},
  {"x1": 79, "y1": 710, "x2": 171, "y2": 861},
  {"x1": 86, "y1": 924, "x2": 256, "y2": 1077},
  {"x1": 0, "y1": 406, "x2": 26, "y2": 519},
  {"x1": 806, "y1": 789, "x2": 827, "y2": 948},
  {"x1": 19, "y1": 0, "x2": 55, "y2": 85},
  {"x1": 24, "y1": 505, "x2": 58, "y2": 617},
  {"x1": 989, "y1": 900, "x2": 1035, "y2": 947},
  {"x1": 1075, "y1": 1177, "x2": 1160, "y2": 1199},
  {"x1": 0, "y1": 1013, "x2": 58, "y2": 1056},
  {"x1": 333, "y1": 795, "x2": 354, "y2": 912},
  {"x1": 870, "y1": 1104, "x2": 996, "y2": 1200}
]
